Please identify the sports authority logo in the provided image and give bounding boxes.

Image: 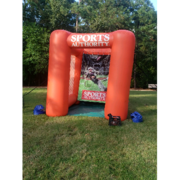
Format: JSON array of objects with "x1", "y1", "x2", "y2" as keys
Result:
[
  {"x1": 82, "y1": 90, "x2": 106, "y2": 101},
  {"x1": 67, "y1": 33, "x2": 112, "y2": 48}
]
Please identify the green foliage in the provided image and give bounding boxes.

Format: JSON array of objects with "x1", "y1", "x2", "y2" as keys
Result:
[
  {"x1": 23, "y1": 0, "x2": 76, "y2": 85},
  {"x1": 71, "y1": 0, "x2": 133, "y2": 32},
  {"x1": 48, "y1": 0, "x2": 76, "y2": 31},
  {"x1": 21, "y1": 23, "x2": 50, "y2": 85},
  {"x1": 23, "y1": 0, "x2": 157, "y2": 87},
  {"x1": 23, "y1": 23, "x2": 50, "y2": 82},
  {"x1": 131, "y1": 0, "x2": 157, "y2": 87},
  {"x1": 70, "y1": 0, "x2": 157, "y2": 87}
]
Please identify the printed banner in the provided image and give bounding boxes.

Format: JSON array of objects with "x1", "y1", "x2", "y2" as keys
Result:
[
  {"x1": 82, "y1": 90, "x2": 106, "y2": 101},
  {"x1": 67, "y1": 33, "x2": 112, "y2": 48},
  {"x1": 78, "y1": 54, "x2": 110, "y2": 103}
]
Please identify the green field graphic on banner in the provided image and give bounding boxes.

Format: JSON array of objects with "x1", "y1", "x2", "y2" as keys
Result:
[{"x1": 78, "y1": 54, "x2": 110, "y2": 103}]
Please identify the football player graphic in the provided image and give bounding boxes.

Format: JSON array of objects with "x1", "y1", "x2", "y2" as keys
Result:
[{"x1": 85, "y1": 67, "x2": 107, "y2": 91}]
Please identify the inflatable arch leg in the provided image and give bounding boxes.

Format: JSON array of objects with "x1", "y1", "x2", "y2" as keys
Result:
[
  {"x1": 104, "y1": 31, "x2": 135, "y2": 120},
  {"x1": 46, "y1": 30, "x2": 71, "y2": 116}
]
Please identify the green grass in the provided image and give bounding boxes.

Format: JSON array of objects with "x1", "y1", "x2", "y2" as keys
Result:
[{"x1": 23, "y1": 88, "x2": 157, "y2": 180}]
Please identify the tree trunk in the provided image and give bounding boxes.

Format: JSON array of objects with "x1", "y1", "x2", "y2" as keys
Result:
[
  {"x1": 76, "y1": 0, "x2": 81, "y2": 32},
  {"x1": 28, "y1": 75, "x2": 31, "y2": 86},
  {"x1": 134, "y1": 21, "x2": 139, "y2": 89},
  {"x1": 38, "y1": 75, "x2": 40, "y2": 86},
  {"x1": 76, "y1": 16, "x2": 78, "y2": 32}
]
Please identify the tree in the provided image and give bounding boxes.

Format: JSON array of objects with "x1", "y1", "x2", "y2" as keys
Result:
[
  {"x1": 48, "y1": 0, "x2": 76, "y2": 32},
  {"x1": 23, "y1": 0, "x2": 76, "y2": 85},
  {"x1": 23, "y1": 23, "x2": 50, "y2": 85},
  {"x1": 130, "y1": 0, "x2": 157, "y2": 88},
  {"x1": 23, "y1": 0, "x2": 157, "y2": 87},
  {"x1": 71, "y1": 0, "x2": 133, "y2": 33}
]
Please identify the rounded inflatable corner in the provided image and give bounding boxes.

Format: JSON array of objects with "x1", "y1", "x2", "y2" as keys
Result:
[
  {"x1": 50, "y1": 30, "x2": 71, "y2": 40},
  {"x1": 112, "y1": 30, "x2": 134, "y2": 41},
  {"x1": 50, "y1": 30, "x2": 60, "y2": 39}
]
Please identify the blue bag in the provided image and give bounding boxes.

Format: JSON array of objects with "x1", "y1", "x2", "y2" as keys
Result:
[
  {"x1": 130, "y1": 111, "x2": 143, "y2": 123},
  {"x1": 33, "y1": 105, "x2": 45, "y2": 115}
]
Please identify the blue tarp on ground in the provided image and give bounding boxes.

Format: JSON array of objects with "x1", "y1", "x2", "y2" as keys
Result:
[{"x1": 68, "y1": 101, "x2": 105, "y2": 117}]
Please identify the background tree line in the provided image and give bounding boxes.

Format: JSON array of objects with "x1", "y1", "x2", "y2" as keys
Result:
[{"x1": 23, "y1": 0, "x2": 157, "y2": 88}]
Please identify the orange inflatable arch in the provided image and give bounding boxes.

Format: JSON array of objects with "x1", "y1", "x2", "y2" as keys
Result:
[{"x1": 46, "y1": 30, "x2": 135, "y2": 121}]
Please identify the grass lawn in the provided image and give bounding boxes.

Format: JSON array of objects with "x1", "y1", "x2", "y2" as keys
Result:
[{"x1": 23, "y1": 88, "x2": 157, "y2": 180}]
